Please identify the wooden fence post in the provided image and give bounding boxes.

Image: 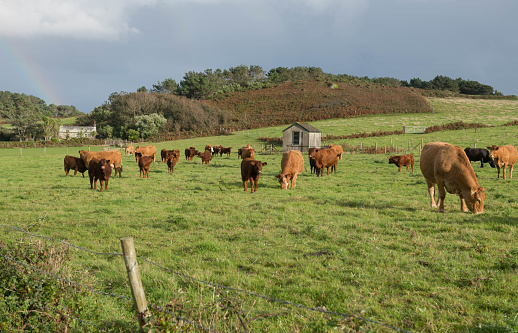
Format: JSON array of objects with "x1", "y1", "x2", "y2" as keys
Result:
[{"x1": 121, "y1": 237, "x2": 151, "y2": 332}]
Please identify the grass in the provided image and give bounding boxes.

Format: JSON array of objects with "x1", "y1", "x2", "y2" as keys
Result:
[{"x1": 0, "y1": 97, "x2": 518, "y2": 332}]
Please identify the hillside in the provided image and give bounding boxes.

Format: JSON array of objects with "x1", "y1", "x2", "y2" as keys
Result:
[{"x1": 205, "y1": 80, "x2": 433, "y2": 129}]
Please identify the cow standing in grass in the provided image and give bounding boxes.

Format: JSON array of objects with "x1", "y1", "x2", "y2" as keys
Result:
[
  {"x1": 88, "y1": 158, "x2": 112, "y2": 192},
  {"x1": 388, "y1": 154, "x2": 415, "y2": 172},
  {"x1": 275, "y1": 150, "x2": 304, "y2": 189},
  {"x1": 64, "y1": 155, "x2": 87, "y2": 177},
  {"x1": 420, "y1": 141, "x2": 485, "y2": 214},
  {"x1": 241, "y1": 158, "x2": 267, "y2": 193},
  {"x1": 487, "y1": 145, "x2": 518, "y2": 179}
]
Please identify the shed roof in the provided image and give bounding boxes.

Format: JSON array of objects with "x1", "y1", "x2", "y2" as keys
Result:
[{"x1": 282, "y1": 122, "x2": 321, "y2": 133}]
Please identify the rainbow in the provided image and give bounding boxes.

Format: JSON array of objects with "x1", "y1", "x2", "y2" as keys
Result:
[{"x1": 0, "y1": 39, "x2": 63, "y2": 106}]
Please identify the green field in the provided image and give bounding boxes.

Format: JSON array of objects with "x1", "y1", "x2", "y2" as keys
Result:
[{"x1": 1, "y1": 98, "x2": 518, "y2": 332}]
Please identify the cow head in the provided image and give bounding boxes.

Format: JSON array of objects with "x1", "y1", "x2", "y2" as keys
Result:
[
  {"x1": 275, "y1": 174, "x2": 289, "y2": 189},
  {"x1": 250, "y1": 161, "x2": 267, "y2": 176},
  {"x1": 388, "y1": 156, "x2": 398, "y2": 165},
  {"x1": 467, "y1": 186, "x2": 485, "y2": 214}
]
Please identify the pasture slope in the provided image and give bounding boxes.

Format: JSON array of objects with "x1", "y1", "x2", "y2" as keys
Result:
[{"x1": 0, "y1": 98, "x2": 517, "y2": 332}]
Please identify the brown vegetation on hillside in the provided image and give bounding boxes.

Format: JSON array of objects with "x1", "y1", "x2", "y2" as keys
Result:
[{"x1": 206, "y1": 80, "x2": 432, "y2": 129}]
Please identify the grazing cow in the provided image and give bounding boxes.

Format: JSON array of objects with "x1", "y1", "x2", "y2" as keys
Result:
[
  {"x1": 329, "y1": 144, "x2": 344, "y2": 160},
  {"x1": 64, "y1": 155, "x2": 87, "y2": 177},
  {"x1": 212, "y1": 145, "x2": 223, "y2": 156},
  {"x1": 420, "y1": 142, "x2": 485, "y2": 214},
  {"x1": 241, "y1": 148, "x2": 255, "y2": 159},
  {"x1": 197, "y1": 150, "x2": 213, "y2": 164},
  {"x1": 487, "y1": 145, "x2": 518, "y2": 179},
  {"x1": 125, "y1": 146, "x2": 135, "y2": 155},
  {"x1": 241, "y1": 158, "x2": 267, "y2": 193},
  {"x1": 309, "y1": 148, "x2": 337, "y2": 177},
  {"x1": 220, "y1": 147, "x2": 232, "y2": 157},
  {"x1": 135, "y1": 152, "x2": 153, "y2": 178},
  {"x1": 184, "y1": 147, "x2": 199, "y2": 161},
  {"x1": 308, "y1": 148, "x2": 318, "y2": 174},
  {"x1": 167, "y1": 154, "x2": 179, "y2": 173},
  {"x1": 134, "y1": 145, "x2": 156, "y2": 162},
  {"x1": 464, "y1": 148, "x2": 495, "y2": 168},
  {"x1": 275, "y1": 150, "x2": 304, "y2": 189},
  {"x1": 79, "y1": 150, "x2": 123, "y2": 178},
  {"x1": 88, "y1": 158, "x2": 112, "y2": 192},
  {"x1": 388, "y1": 154, "x2": 415, "y2": 172}
]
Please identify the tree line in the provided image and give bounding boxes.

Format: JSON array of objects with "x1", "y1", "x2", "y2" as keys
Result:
[
  {"x1": 0, "y1": 66, "x2": 510, "y2": 142},
  {"x1": 0, "y1": 91, "x2": 83, "y2": 141}
]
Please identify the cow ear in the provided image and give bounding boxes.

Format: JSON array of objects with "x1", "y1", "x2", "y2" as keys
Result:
[
  {"x1": 262, "y1": 162, "x2": 267, "y2": 166},
  {"x1": 275, "y1": 174, "x2": 280, "y2": 178}
]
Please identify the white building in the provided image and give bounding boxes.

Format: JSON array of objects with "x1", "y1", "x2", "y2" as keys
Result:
[{"x1": 59, "y1": 124, "x2": 96, "y2": 139}]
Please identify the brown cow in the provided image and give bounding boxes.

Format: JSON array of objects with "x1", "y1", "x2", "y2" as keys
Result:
[
  {"x1": 329, "y1": 144, "x2": 344, "y2": 160},
  {"x1": 88, "y1": 158, "x2": 112, "y2": 192},
  {"x1": 184, "y1": 147, "x2": 199, "y2": 161},
  {"x1": 125, "y1": 146, "x2": 134, "y2": 155},
  {"x1": 420, "y1": 142, "x2": 485, "y2": 214},
  {"x1": 79, "y1": 150, "x2": 122, "y2": 178},
  {"x1": 388, "y1": 154, "x2": 415, "y2": 172},
  {"x1": 220, "y1": 147, "x2": 232, "y2": 157},
  {"x1": 212, "y1": 145, "x2": 223, "y2": 156},
  {"x1": 238, "y1": 144, "x2": 253, "y2": 158},
  {"x1": 197, "y1": 150, "x2": 213, "y2": 164},
  {"x1": 161, "y1": 149, "x2": 179, "y2": 162},
  {"x1": 310, "y1": 148, "x2": 337, "y2": 177},
  {"x1": 487, "y1": 145, "x2": 518, "y2": 179},
  {"x1": 64, "y1": 155, "x2": 87, "y2": 177},
  {"x1": 167, "y1": 154, "x2": 179, "y2": 173},
  {"x1": 241, "y1": 158, "x2": 267, "y2": 193},
  {"x1": 134, "y1": 145, "x2": 156, "y2": 162},
  {"x1": 204, "y1": 145, "x2": 214, "y2": 154},
  {"x1": 136, "y1": 152, "x2": 153, "y2": 178},
  {"x1": 275, "y1": 150, "x2": 304, "y2": 189},
  {"x1": 241, "y1": 148, "x2": 255, "y2": 159}
]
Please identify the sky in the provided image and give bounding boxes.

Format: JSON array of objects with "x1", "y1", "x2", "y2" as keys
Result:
[{"x1": 0, "y1": 0, "x2": 516, "y2": 113}]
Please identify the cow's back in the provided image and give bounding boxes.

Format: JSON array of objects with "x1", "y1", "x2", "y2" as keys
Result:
[
  {"x1": 421, "y1": 142, "x2": 475, "y2": 183},
  {"x1": 281, "y1": 150, "x2": 304, "y2": 175}
]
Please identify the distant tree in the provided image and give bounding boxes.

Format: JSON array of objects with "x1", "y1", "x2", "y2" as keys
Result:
[
  {"x1": 126, "y1": 129, "x2": 140, "y2": 141},
  {"x1": 177, "y1": 70, "x2": 222, "y2": 99},
  {"x1": 151, "y1": 78, "x2": 178, "y2": 94},
  {"x1": 96, "y1": 125, "x2": 113, "y2": 139},
  {"x1": 458, "y1": 80, "x2": 494, "y2": 95},
  {"x1": 135, "y1": 113, "x2": 167, "y2": 139},
  {"x1": 41, "y1": 116, "x2": 62, "y2": 141},
  {"x1": 1, "y1": 95, "x2": 39, "y2": 141},
  {"x1": 429, "y1": 75, "x2": 459, "y2": 93},
  {"x1": 137, "y1": 86, "x2": 148, "y2": 93}
]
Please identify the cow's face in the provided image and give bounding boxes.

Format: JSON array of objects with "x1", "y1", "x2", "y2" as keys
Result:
[
  {"x1": 275, "y1": 174, "x2": 289, "y2": 189},
  {"x1": 388, "y1": 156, "x2": 397, "y2": 165},
  {"x1": 250, "y1": 161, "x2": 267, "y2": 177},
  {"x1": 467, "y1": 187, "x2": 485, "y2": 214}
]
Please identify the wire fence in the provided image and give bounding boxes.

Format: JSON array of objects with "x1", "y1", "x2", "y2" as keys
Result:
[{"x1": 0, "y1": 223, "x2": 414, "y2": 333}]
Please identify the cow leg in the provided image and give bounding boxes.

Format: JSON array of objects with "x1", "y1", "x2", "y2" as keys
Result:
[
  {"x1": 291, "y1": 174, "x2": 297, "y2": 188},
  {"x1": 480, "y1": 161, "x2": 484, "y2": 168},
  {"x1": 425, "y1": 180, "x2": 437, "y2": 208},
  {"x1": 436, "y1": 181, "x2": 446, "y2": 213},
  {"x1": 496, "y1": 165, "x2": 501, "y2": 178},
  {"x1": 89, "y1": 175, "x2": 94, "y2": 189},
  {"x1": 243, "y1": 180, "x2": 248, "y2": 192},
  {"x1": 105, "y1": 179, "x2": 109, "y2": 191},
  {"x1": 411, "y1": 163, "x2": 414, "y2": 172},
  {"x1": 99, "y1": 180, "x2": 104, "y2": 192},
  {"x1": 398, "y1": 166, "x2": 401, "y2": 172},
  {"x1": 509, "y1": 164, "x2": 514, "y2": 179},
  {"x1": 73, "y1": 169, "x2": 78, "y2": 176},
  {"x1": 458, "y1": 194, "x2": 468, "y2": 213},
  {"x1": 503, "y1": 164, "x2": 507, "y2": 180}
]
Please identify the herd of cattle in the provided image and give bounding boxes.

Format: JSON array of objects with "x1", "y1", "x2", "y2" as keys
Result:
[{"x1": 63, "y1": 141, "x2": 518, "y2": 213}]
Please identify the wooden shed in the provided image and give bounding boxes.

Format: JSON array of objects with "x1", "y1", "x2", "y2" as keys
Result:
[{"x1": 282, "y1": 122, "x2": 321, "y2": 153}]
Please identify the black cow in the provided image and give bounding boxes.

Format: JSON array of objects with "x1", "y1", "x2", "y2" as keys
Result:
[{"x1": 464, "y1": 147, "x2": 496, "y2": 168}]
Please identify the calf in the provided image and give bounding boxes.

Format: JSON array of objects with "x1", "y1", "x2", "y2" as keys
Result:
[
  {"x1": 167, "y1": 154, "x2": 178, "y2": 173},
  {"x1": 125, "y1": 146, "x2": 134, "y2": 155},
  {"x1": 241, "y1": 148, "x2": 255, "y2": 159},
  {"x1": 134, "y1": 145, "x2": 156, "y2": 162},
  {"x1": 88, "y1": 158, "x2": 112, "y2": 192},
  {"x1": 310, "y1": 148, "x2": 337, "y2": 177},
  {"x1": 220, "y1": 147, "x2": 232, "y2": 157},
  {"x1": 241, "y1": 158, "x2": 267, "y2": 193},
  {"x1": 185, "y1": 147, "x2": 199, "y2": 161},
  {"x1": 64, "y1": 155, "x2": 87, "y2": 177},
  {"x1": 275, "y1": 150, "x2": 304, "y2": 189},
  {"x1": 464, "y1": 148, "x2": 495, "y2": 168},
  {"x1": 197, "y1": 150, "x2": 213, "y2": 164},
  {"x1": 308, "y1": 148, "x2": 318, "y2": 174},
  {"x1": 136, "y1": 152, "x2": 153, "y2": 178},
  {"x1": 161, "y1": 149, "x2": 178, "y2": 162},
  {"x1": 388, "y1": 154, "x2": 415, "y2": 172},
  {"x1": 212, "y1": 145, "x2": 223, "y2": 156},
  {"x1": 487, "y1": 144, "x2": 518, "y2": 179},
  {"x1": 329, "y1": 144, "x2": 344, "y2": 160}
]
